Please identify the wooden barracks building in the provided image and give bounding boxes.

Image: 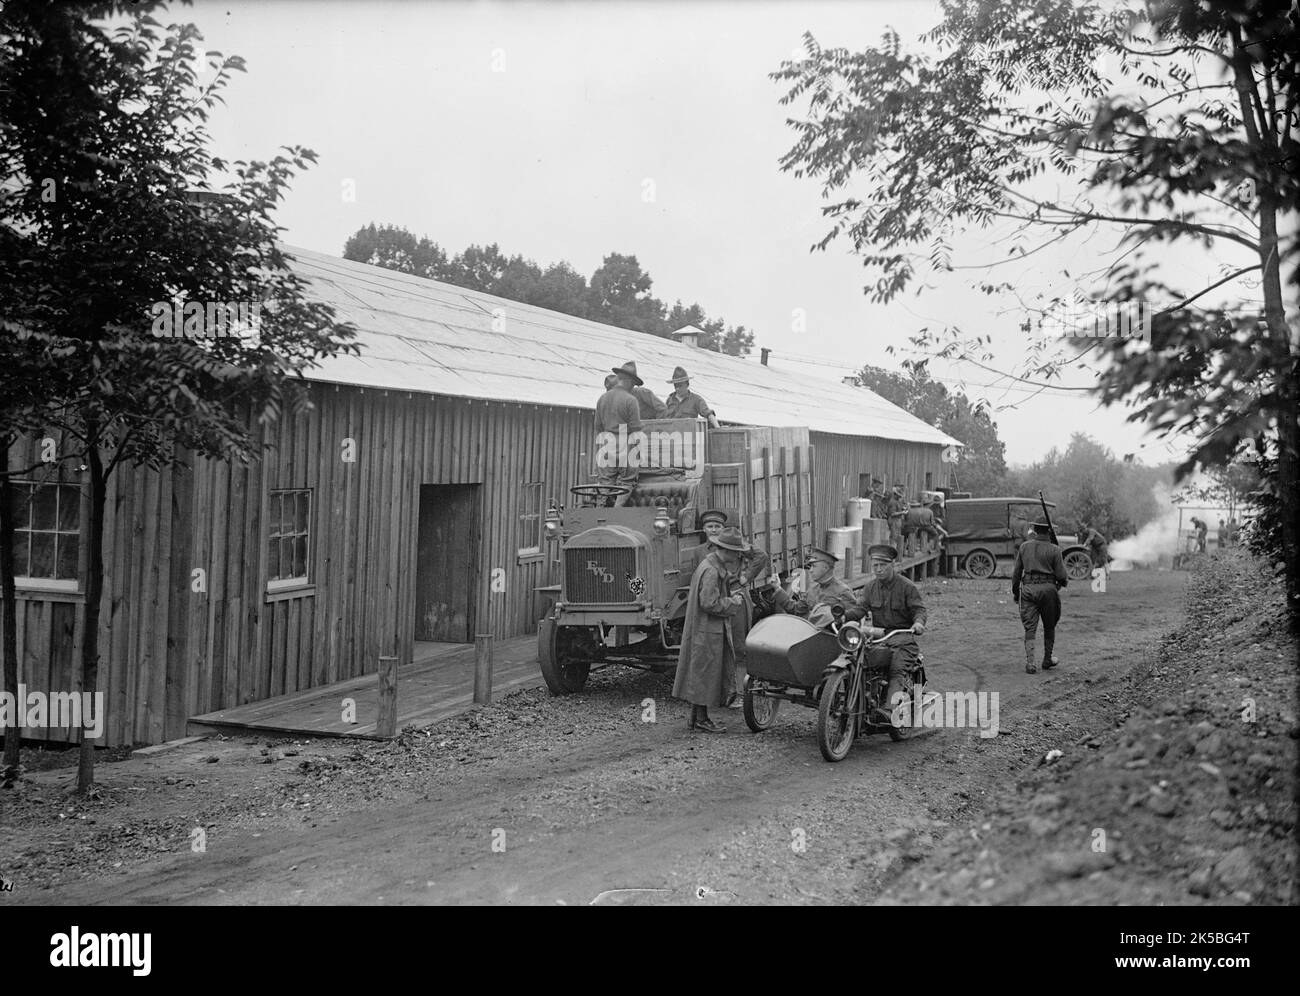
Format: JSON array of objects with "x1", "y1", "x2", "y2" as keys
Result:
[{"x1": 3, "y1": 248, "x2": 960, "y2": 746}]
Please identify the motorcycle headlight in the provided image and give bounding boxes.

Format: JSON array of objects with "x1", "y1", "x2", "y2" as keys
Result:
[{"x1": 837, "y1": 622, "x2": 863, "y2": 652}]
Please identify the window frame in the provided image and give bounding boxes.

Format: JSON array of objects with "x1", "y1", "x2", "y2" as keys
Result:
[
  {"x1": 265, "y1": 487, "x2": 313, "y2": 597},
  {"x1": 9, "y1": 477, "x2": 85, "y2": 594},
  {"x1": 517, "y1": 480, "x2": 545, "y2": 563}
]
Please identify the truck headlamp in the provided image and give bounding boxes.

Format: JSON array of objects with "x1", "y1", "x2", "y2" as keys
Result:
[
  {"x1": 652, "y1": 505, "x2": 671, "y2": 536},
  {"x1": 544, "y1": 504, "x2": 561, "y2": 540}
]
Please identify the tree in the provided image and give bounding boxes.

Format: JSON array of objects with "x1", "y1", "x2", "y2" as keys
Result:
[
  {"x1": 342, "y1": 223, "x2": 448, "y2": 280},
  {"x1": 1001, "y1": 433, "x2": 1167, "y2": 537},
  {"x1": 774, "y1": 0, "x2": 1299, "y2": 629},
  {"x1": 0, "y1": 0, "x2": 355, "y2": 791},
  {"x1": 446, "y1": 243, "x2": 510, "y2": 292},
  {"x1": 586, "y1": 253, "x2": 668, "y2": 335},
  {"x1": 341, "y1": 227, "x2": 757, "y2": 355},
  {"x1": 854, "y1": 364, "x2": 1008, "y2": 495}
]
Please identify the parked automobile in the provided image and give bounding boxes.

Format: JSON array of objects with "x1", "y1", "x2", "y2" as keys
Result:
[{"x1": 942, "y1": 497, "x2": 1093, "y2": 581}]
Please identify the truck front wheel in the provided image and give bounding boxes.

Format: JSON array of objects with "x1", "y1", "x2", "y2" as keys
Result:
[{"x1": 538, "y1": 618, "x2": 592, "y2": 694}]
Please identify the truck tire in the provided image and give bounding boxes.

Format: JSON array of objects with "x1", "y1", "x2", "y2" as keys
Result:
[{"x1": 538, "y1": 618, "x2": 591, "y2": 694}]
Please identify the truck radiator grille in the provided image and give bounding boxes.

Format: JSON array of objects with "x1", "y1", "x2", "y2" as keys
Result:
[{"x1": 564, "y1": 547, "x2": 640, "y2": 604}]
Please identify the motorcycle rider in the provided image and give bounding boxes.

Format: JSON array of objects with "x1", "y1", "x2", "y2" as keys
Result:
[{"x1": 845, "y1": 543, "x2": 927, "y2": 725}]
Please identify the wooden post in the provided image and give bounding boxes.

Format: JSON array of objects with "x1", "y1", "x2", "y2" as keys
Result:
[
  {"x1": 474, "y1": 634, "x2": 493, "y2": 705},
  {"x1": 377, "y1": 655, "x2": 398, "y2": 738}
]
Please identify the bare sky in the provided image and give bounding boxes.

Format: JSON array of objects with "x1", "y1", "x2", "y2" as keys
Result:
[{"x1": 191, "y1": 0, "x2": 1247, "y2": 468}]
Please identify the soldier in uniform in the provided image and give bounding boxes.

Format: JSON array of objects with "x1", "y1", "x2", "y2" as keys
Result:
[
  {"x1": 663, "y1": 366, "x2": 720, "y2": 428},
  {"x1": 1011, "y1": 521, "x2": 1067, "y2": 674},
  {"x1": 775, "y1": 546, "x2": 857, "y2": 624},
  {"x1": 845, "y1": 544, "x2": 927, "y2": 725},
  {"x1": 1078, "y1": 521, "x2": 1109, "y2": 578},
  {"x1": 867, "y1": 477, "x2": 888, "y2": 520},
  {"x1": 901, "y1": 500, "x2": 945, "y2": 555},
  {"x1": 676, "y1": 510, "x2": 771, "y2": 706},
  {"x1": 886, "y1": 486, "x2": 907, "y2": 554},
  {"x1": 673, "y1": 526, "x2": 750, "y2": 734},
  {"x1": 594, "y1": 363, "x2": 644, "y2": 505}
]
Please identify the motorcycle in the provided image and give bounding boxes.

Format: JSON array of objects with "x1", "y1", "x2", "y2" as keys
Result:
[{"x1": 743, "y1": 605, "x2": 928, "y2": 762}]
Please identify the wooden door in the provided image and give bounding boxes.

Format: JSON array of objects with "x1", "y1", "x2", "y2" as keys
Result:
[{"x1": 415, "y1": 484, "x2": 479, "y2": 642}]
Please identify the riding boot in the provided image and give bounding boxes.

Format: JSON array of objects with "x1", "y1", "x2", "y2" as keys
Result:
[{"x1": 1024, "y1": 638, "x2": 1037, "y2": 674}]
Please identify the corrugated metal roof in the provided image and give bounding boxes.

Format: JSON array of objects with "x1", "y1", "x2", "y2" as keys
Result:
[{"x1": 288, "y1": 247, "x2": 962, "y2": 448}]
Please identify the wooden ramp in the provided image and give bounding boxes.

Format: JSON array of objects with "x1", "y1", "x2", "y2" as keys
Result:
[{"x1": 187, "y1": 634, "x2": 542, "y2": 740}]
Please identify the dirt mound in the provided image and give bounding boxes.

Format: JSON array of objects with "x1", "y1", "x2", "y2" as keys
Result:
[{"x1": 878, "y1": 550, "x2": 1296, "y2": 905}]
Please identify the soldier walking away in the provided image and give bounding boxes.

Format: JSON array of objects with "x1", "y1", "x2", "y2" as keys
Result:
[
  {"x1": 845, "y1": 544, "x2": 927, "y2": 726},
  {"x1": 673, "y1": 526, "x2": 751, "y2": 734},
  {"x1": 1011, "y1": 521, "x2": 1067, "y2": 674},
  {"x1": 1217, "y1": 518, "x2": 1227, "y2": 550},
  {"x1": 594, "y1": 362, "x2": 644, "y2": 506},
  {"x1": 663, "y1": 366, "x2": 720, "y2": 428}
]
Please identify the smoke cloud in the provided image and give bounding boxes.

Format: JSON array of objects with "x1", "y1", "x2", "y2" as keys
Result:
[{"x1": 1110, "y1": 483, "x2": 1178, "y2": 570}]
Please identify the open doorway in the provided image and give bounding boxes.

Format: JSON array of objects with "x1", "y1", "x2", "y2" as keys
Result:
[{"x1": 414, "y1": 484, "x2": 479, "y2": 645}]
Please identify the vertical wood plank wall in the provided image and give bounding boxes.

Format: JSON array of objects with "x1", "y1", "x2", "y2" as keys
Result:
[
  {"x1": 2, "y1": 394, "x2": 943, "y2": 747},
  {"x1": 810, "y1": 432, "x2": 948, "y2": 536}
]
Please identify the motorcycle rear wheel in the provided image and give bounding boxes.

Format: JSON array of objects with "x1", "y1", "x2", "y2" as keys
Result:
[{"x1": 742, "y1": 677, "x2": 779, "y2": 732}]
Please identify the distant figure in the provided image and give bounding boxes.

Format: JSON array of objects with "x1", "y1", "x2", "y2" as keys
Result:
[
  {"x1": 1078, "y1": 521, "x2": 1109, "y2": 578},
  {"x1": 902, "y1": 501, "x2": 942, "y2": 556},
  {"x1": 1217, "y1": 518, "x2": 1226, "y2": 549},
  {"x1": 1191, "y1": 516, "x2": 1208, "y2": 553},
  {"x1": 887, "y1": 486, "x2": 907, "y2": 553},
  {"x1": 867, "y1": 477, "x2": 888, "y2": 519},
  {"x1": 1227, "y1": 517, "x2": 1240, "y2": 547},
  {"x1": 663, "y1": 366, "x2": 719, "y2": 428}
]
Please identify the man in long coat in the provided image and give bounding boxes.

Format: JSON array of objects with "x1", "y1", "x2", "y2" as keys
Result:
[{"x1": 672, "y1": 526, "x2": 749, "y2": 733}]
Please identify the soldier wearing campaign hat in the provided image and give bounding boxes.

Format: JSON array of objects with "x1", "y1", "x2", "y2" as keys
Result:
[
  {"x1": 1011, "y1": 521, "x2": 1067, "y2": 674},
  {"x1": 593, "y1": 363, "x2": 644, "y2": 505},
  {"x1": 610, "y1": 360, "x2": 666, "y2": 421},
  {"x1": 846, "y1": 543, "x2": 928, "y2": 725},
  {"x1": 663, "y1": 366, "x2": 719, "y2": 428},
  {"x1": 673, "y1": 526, "x2": 751, "y2": 733},
  {"x1": 677, "y1": 509, "x2": 771, "y2": 705}
]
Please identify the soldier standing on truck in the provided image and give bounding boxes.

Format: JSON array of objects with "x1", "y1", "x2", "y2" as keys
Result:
[
  {"x1": 1011, "y1": 521, "x2": 1067, "y2": 674},
  {"x1": 594, "y1": 362, "x2": 644, "y2": 506},
  {"x1": 663, "y1": 366, "x2": 720, "y2": 428}
]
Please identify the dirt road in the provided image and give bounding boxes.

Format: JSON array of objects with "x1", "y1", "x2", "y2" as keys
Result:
[{"x1": 1, "y1": 569, "x2": 1225, "y2": 905}]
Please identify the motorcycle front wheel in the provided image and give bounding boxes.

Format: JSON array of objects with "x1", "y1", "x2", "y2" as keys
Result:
[{"x1": 817, "y1": 669, "x2": 856, "y2": 762}]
